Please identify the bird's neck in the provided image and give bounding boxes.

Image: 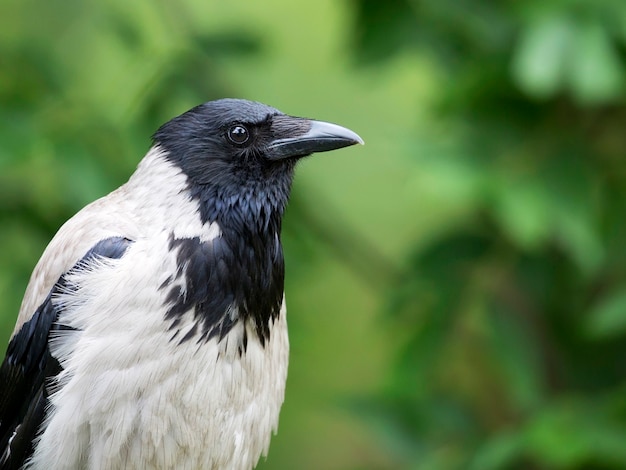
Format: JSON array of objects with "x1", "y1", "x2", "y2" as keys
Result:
[
  {"x1": 174, "y1": 172, "x2": 294, "y2": 346},
  {"x1": 127, "y1": 149, "x2": 294, "y2": 347},
  {"x1": 218, "y1": 179, "x2": 293, "y2": 338}
]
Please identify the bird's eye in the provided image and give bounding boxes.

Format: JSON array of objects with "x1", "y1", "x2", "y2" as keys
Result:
[{"x1": 227, "y1": 125, "x2": 250, "y2": 145}]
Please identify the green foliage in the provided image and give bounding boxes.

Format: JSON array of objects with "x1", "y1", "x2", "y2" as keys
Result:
[
  {"x1": 2, "y1": 0, "x2": 626, "y2": 468},
  {"x1": 352, "y1": 0, "x2": 626, "y2": 468}
]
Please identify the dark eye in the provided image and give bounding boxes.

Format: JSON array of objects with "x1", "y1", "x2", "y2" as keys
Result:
[{"x1": 227, "y1": 125, "x2": 250, "y2": 145}]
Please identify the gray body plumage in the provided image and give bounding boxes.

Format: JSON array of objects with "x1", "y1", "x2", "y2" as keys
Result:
[{"x1": 0, "y1": 99, "x2": 362, "y2": 470}]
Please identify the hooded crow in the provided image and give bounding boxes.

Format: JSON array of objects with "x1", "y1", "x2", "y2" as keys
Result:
[{"x1": 0, "y1": 98, "x2": 363, "y2": 470}]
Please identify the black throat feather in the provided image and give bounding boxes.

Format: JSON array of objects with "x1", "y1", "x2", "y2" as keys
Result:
[{"x1": 161, "y1": 165, "x2": 294, "y2": 348}]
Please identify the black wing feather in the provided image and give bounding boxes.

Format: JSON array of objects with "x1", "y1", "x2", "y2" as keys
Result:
[{"x1": 0, "y1": 236, "x2": 133, "y2": 469}]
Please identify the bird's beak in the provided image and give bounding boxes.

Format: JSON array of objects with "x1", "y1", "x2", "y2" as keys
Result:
[{"x1": 267, "y1": 116, "x2": 364, "y2": 160}]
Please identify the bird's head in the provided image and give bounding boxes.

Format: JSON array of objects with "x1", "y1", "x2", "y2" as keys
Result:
[
  {"x1": 153, "y1": 98, "x2": 362, "y2": 194},
  {"x1": 149, "y1": 99, "x2": 363, "y2": 342}
]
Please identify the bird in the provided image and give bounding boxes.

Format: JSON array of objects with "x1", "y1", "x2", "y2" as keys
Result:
[{"x1": 0, "y1": 98, "x2": 363, "y2": 470}]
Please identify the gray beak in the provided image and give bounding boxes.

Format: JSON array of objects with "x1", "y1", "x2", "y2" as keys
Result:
[{"x1": 267, "y1": 117, "x2": 364, "y2": 160}]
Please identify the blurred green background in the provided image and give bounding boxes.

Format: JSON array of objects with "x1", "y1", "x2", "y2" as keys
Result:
[{"x1": 1, "y1": 0, "x2": 626, "y2": 468}]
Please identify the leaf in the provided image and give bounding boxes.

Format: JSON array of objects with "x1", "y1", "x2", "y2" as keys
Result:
[
  {"x1": 468, "y1": 431, "x2": 523, "y2": 470},
  {"x1": 553, "y1": 205, "x2": 604, "y2": 276},
  {"x1": 587, "y1": 288, "x2": 626, "y2": 339},
  {"x1": 568, "y1": 21, "x2": 624, "y2": 104},
  {"x1": 523, "y1": 400, "x2": 626, "y2": 467},
  {"x1": 511, "y1": 15, "x2": 574, "y2": 99},
  {"x1": 487, "y1": 301, "x2": 544, "y2": 412},
  {"x1": 490, "y1": 178, "x2": 552, "y2": 250}
]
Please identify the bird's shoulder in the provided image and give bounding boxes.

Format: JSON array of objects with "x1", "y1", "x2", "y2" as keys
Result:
[{"x1": 14, "y1": 187, "x2": 141, "y2": 335}]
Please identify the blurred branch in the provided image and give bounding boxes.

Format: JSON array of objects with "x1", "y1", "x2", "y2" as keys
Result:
[{"x1": 288, "y1": 187, "x2": 402, "y2": 290}]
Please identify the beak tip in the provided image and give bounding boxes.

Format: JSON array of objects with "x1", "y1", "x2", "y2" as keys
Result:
[
  {"x1": 268, "y1": 117, "x2": 364, "y2": 159},
  {"x1": 312, "y1": 121, "x2": 364, "y2": 149}
]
